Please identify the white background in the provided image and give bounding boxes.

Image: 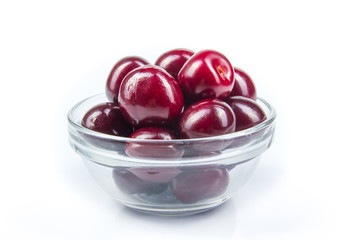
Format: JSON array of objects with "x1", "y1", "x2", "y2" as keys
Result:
[{"x1": 1, "y1": 0, "x2": 359, "y2": 239}]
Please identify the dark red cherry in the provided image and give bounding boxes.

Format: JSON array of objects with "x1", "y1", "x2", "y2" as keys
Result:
[
  {"x1": 229, "y1": 68, "x2": 256, "y2": 100},
  {"x1": 125, "y1": 127, "x2": 183, "y2": 159},
  {"x1": 177, "y1": 50, "x2": 235, "y2": 102},
  {"x1": 155, "y1": 49, "x2": 194, "y2": 79},
  {"x1": 225, "y1": 96, "x2": 266, "y2": 131},
  {"x1": 118, "y1": 65, "x2": 184, "y2": 127},
  {"x1": 128, "y1": 126, "x2": 176, "y2": 140},
  {"x1": 125, "y1": 127, "x2": 182, "y2": 183},
  {"x1": 105, "y1": 56, "x2": 148, "y2": 103},
  {"x1": 81, "y1": 102, "x2": 132, "y2": 137},
  {"x1": 178, "y1": 99, "x2": 236, "y2": 139},
  {"x1": 171, "y1": 168, "x2": 229, "y2": 203},
  {"x1": 112, "y1": 168, "x2": 167, "y2": 195},
  {"x1": 129, "y1": 167, "x2": 181, "y2": 184}
]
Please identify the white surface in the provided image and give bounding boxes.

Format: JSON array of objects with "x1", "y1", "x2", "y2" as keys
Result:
[{"x1": 1, "y1": 0, "x2": 359, "y2": 239}]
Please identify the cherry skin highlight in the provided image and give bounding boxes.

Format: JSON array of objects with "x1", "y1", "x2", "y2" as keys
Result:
[
  {"x1": 178, "y1": 99, "x2": 236, "y2": 139},
  {"x1": 118, "y1": 65, "x2": 184, "y2": 128},
  {"x1": 225, "y1": 96, "x2": 266, "y2": 131},
  {"x1": 81, "y1": 102, "x2": 132, "y2": 137},
  {"x1": 105, "y1": 56, "x2": 148, "y2": 103},
  {"x1": 177, "y1": 50, "x2": 235, "y2": 103},
  {"x1": 229, "y1": 67, "x2": 257, "y2": 100},
  {"x1": 155, "y1": 49, "x2": 194, "y2": 79}
]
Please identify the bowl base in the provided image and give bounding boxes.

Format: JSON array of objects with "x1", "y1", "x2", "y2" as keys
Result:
[{"x1": 119, "y1": 197, "x2": 229, "y2": 216}]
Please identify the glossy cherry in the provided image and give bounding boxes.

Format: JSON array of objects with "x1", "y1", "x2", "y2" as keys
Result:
[
  {"x1": 125, "y1": 127, "x2": 183, "y2": 159},
  {"x1": 155, "y1": 49, "x2": 194, "y2": 79},
  {"x1": 129, "y1": 167, "x2": 181, "y2": 184},
  {"x1": 229, "y1": 67, "x2": 257, "y2": 100},
  {"x1": 112, "y1": 168, "x2": 167, "y2": 195},
  {"x1": 177, "y1": 50, "x2": 235, "y2": 102},
  {"x1": 106, "y1": 56, "x2": 148, "y2": 103},
  {"x1": 178, "y1": 99, "x2": 235, "y2": 139},
  {"x1": 118, "y1": 65, "x2": 184, "y2": 128},
  {"x1": 225, "y1": 96, "x2": 266, "y2": 131},
  {"x1": 125, "y1": 127, "x2": 182, "y2": 183},
  {"x1": 171, "y1": 168, "x2": 229, "y2": 203},
  {"x1": 81, "y1": 102, "x2": 132, "y2": 137}
]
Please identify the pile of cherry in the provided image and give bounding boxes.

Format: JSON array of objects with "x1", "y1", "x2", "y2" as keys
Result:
[{"x1": 81, "y1": 49, "x2": 267, "y2": 204}]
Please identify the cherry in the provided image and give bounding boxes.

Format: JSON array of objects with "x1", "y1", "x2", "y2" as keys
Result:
[
  {"x1": 178, "y1": 99, "x2": 236, "y2": 151},
  {"x1": 81, "y1": 102, "x2": 132, "y2": 137},
  {"x1": 225, "y1": 96, "x2": 266, "y2": 131},
  {"x1": 155, "y1": 49, "x2": 194, "y2": 79},
  {"x1": 129, "y1": 167, "x2": 181, "y2": 184},
  {"x1": 229, "y1": 67, "x2": 257, "y2": 100},
  {"x1": 178, "y1": 99, "x2": 235, "y2": 139},
  {"x1": 118, "y1": 65, "x2": 184, "y2": 128},
  {"x1": 177, "y1": 50, "x2": 235, "y2": 102},
  {"x1": 125, "y1": 127, "x2": 183, "y2": 159},
  {"x1": 105, "y1": 56, "x2": 148, "y2": 103},
  {"x1": 125, "y1": 127, "x2": 182, "y2": 183},
  {"x1": 112, "y1": 168, "x2": 168, "y2": 195},
  {"x1": 128, "y1": 126, "x2": 176, "y2": 141},
  {"x1": 170, "y1": 168, "x2": 229, "y2": 203}
]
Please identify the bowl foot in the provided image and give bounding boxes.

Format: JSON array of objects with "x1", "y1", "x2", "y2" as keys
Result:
[{"x1": 119, "y1": 197, "x2": 229, "y2": 216}]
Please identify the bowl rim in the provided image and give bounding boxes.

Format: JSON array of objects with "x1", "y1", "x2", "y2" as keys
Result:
[{"x1": 67, "y1": 93, "x2": 276, "y2": 144}]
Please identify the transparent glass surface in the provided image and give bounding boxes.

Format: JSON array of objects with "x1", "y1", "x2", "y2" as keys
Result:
[{"x1": 67, "y1": 93, "x2": 276, "y2": 215}]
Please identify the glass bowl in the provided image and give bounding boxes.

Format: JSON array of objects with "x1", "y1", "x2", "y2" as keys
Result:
[{"x1": 67, "y1": 93, "x2": 276, "y2": 216}]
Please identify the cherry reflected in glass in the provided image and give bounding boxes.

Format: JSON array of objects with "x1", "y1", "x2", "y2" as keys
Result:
[
  {"x1": 125, "y1": 127, "x2": 182, "y2": 183},
  {"x1": 171, "y1": 168, "x2": 229, "y2": 203}
]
